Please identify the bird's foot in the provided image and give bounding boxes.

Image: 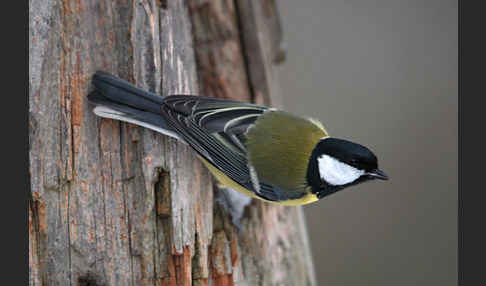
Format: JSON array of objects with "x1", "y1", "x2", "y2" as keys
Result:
[{"x1": 214, "y1": 185, "x2": 252, "y2": 232}]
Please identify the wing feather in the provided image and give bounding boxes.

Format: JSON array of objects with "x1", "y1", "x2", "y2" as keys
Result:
[
  {"x1": 161, "y1": 96, "x2": 258, "y2": 188},
  {"x1": 161, "y1": 95, "x2": 309, "y2": 202}
]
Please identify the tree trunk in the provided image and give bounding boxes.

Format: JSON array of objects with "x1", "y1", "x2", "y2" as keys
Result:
[{"x1": 29, "y1": 0, "x2": 316, "y2": 285}]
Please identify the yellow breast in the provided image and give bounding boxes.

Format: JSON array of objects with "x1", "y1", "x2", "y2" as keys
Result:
[{"x1": 198, "y1": 156, "x2": 319, "y2": 206}]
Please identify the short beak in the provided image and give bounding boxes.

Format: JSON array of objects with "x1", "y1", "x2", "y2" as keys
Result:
[{"x1": 367, "y1": 168, "x2": 389, "y2": 180}]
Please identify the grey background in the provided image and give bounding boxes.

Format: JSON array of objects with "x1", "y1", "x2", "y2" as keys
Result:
[{"x1": 276, "y1": 0, "x2": 457, "y2": 285}]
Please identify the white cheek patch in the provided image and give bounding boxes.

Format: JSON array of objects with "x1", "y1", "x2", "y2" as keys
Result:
[{"x1": 317, "y1": 154, "x2": 365, "y2": 186}]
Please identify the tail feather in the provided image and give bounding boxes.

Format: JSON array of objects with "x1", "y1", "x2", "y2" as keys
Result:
[
  {"x1": 88, "y1": 72, "x2": 179, "y2": 140},
  {"x1": 90, "y1": 71, "x2": 163, "y2": 113}
]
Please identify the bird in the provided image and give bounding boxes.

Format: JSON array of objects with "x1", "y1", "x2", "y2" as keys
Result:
[{"x1": 87, "y1": 71, "x2": 388, "y2": 206}]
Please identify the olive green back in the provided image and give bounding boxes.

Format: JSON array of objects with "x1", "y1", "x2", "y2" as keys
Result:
[{"x1": 246, "y1": 111, "x2": 328, "y2": 191}]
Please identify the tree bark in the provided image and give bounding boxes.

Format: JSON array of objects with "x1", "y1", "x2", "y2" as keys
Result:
[{"x1": 29, "y1": 0, "x2": 316, "y2": 285}]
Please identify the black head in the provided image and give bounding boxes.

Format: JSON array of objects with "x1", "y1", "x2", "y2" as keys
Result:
[{"x1": 306, "y1": 137, "x2": 388, "y2": 199}]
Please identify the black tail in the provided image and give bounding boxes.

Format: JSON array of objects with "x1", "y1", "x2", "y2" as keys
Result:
[{"x1": 87, "y1": 71, "x2": 177, "y2": 138}]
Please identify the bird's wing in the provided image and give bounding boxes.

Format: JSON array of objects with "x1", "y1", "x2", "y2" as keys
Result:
[{"x1": 161, "y1": 95, "x2": 286, "y2": 201}]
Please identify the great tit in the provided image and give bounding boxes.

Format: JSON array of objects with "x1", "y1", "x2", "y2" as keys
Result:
[{"x1": 87, "y1": 72, "x2": 388, "y2": 206}]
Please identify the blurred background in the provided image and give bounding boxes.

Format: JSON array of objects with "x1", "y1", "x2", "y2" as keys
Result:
[{"x1": 276, "y1": 0, "x2": 457, "y2": 285}]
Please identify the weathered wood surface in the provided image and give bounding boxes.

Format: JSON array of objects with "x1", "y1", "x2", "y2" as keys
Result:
[{"x1": 29, "y1": 0, "x2": 316, "y2": 285}]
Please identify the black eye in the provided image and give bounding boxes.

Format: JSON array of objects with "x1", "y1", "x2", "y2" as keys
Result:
[{"x1": 350, "y1": 159, "x2": 359, "y2": 165}]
